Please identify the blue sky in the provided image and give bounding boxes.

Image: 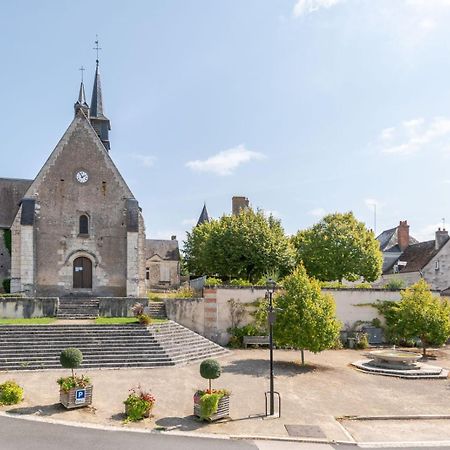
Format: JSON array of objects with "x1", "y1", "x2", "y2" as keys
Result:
[{"x1": 1, "y1": 0, "x2": 450, "y2": 243}]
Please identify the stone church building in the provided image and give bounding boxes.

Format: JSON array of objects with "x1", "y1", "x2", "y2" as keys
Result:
[{"x1": 0, "y1": 61, "x2": 147, "y2": 297}]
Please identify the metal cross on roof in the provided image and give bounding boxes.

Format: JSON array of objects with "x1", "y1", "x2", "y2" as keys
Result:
[
  {"x1": 79, "y1": 65, "x2": 85, "y2": 82},
  {"x1": 93, "y1": 36, "x2": 102, "y2": 64}
]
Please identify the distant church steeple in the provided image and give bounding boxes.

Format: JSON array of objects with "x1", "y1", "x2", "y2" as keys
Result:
[
  {"x1": 74, "y1": 66, "x2": 89, "y2": 116},
  {"x1": 197, "y1": 203, "x2": 210, "y2": 226},
  {"x1": 89, "y1": 38, "x2": 111, "y2": 151}
]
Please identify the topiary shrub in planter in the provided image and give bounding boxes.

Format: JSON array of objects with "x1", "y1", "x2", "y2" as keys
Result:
[
  {"x1": 123, "y1": 386, "x2": 156, "y2": 422},
  {"x1": 0, "y1": 380, "x2": 23, "y2": 405},
  {"x1": 194, "y1": 359, "x2": 230, "y2": 421},
  {"x1": 57, "y1": 348, "x2": 93, "y2": 409}
]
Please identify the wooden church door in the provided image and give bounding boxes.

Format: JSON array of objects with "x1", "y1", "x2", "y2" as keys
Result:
[{"x1": 73, "y1": 257, "x2": 92, "y2": 289}]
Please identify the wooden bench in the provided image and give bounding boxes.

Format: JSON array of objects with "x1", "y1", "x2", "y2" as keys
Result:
[{"x1": 243, "y1": 335, "x2": 270, "y2": 348}]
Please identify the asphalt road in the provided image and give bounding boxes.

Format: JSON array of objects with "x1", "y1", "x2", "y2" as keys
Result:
[{"x1": 2, "y1": 415, "x2": 450, "y2": 450}]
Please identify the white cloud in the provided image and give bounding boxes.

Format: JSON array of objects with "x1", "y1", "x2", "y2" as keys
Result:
[
  {"x1": 186, "y1": 145, "x2": 266, "y2": 176},
  {"x1": 378, "y1": 117, "x2": 450, "y2": 155},
  {"x1": 308, "y1": 207, "x2": 326, "y2": 217},
  {"x1": 130, "y1": 153, "x2": 156, "y2": 168},
  {"x1": 414, "y1": 222, "x2": 443, "y2": 242},
  {"x1": 293, "y1": 0, "x2": 344, "y2": 17}
]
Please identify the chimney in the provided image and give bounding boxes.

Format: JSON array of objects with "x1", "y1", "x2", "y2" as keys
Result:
[
  {"x1": 171, "y1": 235, "x2": 177, "y2": 241},
  {"x1": 397, "y1": 220, "x2": 410, "y2": 252},
  {"x1": 435, "y1": 228, "x2": 449, "y2": 250},
  {"x1": 232, "y1": 196, "x2": 249, "y2": 215}
]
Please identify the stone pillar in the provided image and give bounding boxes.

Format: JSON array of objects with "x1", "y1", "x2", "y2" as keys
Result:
[
  {"x1": 203, "y1": 288, "x2": 218, "y2": 342},
  {"x1": 126, "y1": 231, "x2": 139, "y2": 296}
]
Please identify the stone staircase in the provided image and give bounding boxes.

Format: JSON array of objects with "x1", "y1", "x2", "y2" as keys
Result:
[
  {"x1": 0, "y1": 321, "x2": 229, "y2": 371},
  {"x1": 145, "y1": 301, "x2": 166, "y2": 319},
  {"x1": 57, "y1": 297, "x2": 100, "y2": 319}
]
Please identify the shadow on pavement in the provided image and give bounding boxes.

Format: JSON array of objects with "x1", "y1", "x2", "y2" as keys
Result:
[
  {"x1": 223, "y1": 358, "x2": 328, "y2": 377},
  {"x1": 155, "y1": 415, "x2": 210, "y2": 431},
  {"x1": 6, "y1": 403, "x2": 66, "y2": 416}
]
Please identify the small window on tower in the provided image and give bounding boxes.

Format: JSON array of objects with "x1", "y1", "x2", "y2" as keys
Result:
[{"x1": 79, "y1": 215, "x2": 89, "y2": 235}]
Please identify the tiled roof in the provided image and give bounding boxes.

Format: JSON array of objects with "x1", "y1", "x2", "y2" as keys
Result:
[
  {"x1": 377, "y1": 226, "x2": 418, "y2": 252},
  {"x1": 145, "y1": 239, "x2": 180, "y2": 261},
  {"x1": 0, "y1": 178, "x2": 33, "y2": 228},
  {"x1": 383, "y1": 240, "x2": 440, "y2": 274}
]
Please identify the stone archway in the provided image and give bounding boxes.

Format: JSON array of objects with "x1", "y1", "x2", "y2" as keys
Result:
[{"x1": 73, "y1": 257, "x2": 92, "y2": 289}]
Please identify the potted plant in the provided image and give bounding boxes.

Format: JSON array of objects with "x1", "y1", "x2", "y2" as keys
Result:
[
  {"x1": 57, "y1": 348, "x2": 93, "y2": 409},
  {"x1": 123, "y1": 386, "x2": 156, "y2": 422},
  {"x1": 131, "y1": 302, "x2": 152, "y2": 325},
  {"x1": 193, "y1": 359, "x2": 230, "y2": 421}
]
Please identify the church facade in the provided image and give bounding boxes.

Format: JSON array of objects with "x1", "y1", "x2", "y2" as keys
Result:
[{"x1": 1, "y1": 61, "x2": 146, "y2": 297}]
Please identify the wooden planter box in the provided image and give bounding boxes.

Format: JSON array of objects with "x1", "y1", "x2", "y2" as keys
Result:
[
  {"x1": 194, "y1": 394, "x2": 230, "y2": 422},
  {"x1": 60, "y1": 385, "x2": 93, "y2": 409}
]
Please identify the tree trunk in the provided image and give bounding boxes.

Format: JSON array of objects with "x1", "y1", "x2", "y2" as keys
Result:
[
  {"x1": 301, "y1": 349, "x2": 305, "y2": 365},
  {"x1": 422, "y1": 343, "x2": 427, "y2": 358},
  {"x1": 209, "y1": 379, "x2": 211, "y2": 392}
]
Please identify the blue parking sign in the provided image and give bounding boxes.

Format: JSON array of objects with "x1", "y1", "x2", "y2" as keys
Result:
[{"x1": 75, "y1": 389, "x2": 86, "y2": 405}]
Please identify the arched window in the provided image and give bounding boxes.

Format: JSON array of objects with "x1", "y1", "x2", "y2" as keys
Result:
[{"x1": 79, "y1": 215, "x2": 89, "y2": 235}]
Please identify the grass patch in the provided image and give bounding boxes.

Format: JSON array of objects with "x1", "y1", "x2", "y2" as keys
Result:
[
  {"x1": 0, "y1": 317, "x2": 56, "y2": 325},
  {"x1": 94, "y1": 317, "x2": 168, "y2": 325}
]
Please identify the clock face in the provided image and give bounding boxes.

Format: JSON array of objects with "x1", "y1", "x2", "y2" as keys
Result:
[{"x1": 76, "y1": 170, "x2": 89, "y2": 184}]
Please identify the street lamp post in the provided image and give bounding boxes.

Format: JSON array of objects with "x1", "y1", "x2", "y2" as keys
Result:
[{"x1": 266, "y1": 278, "x2": 276, "y2": 416}]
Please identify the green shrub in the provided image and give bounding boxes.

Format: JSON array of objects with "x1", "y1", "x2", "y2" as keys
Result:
[
  {"x1": 385, "y1": 278, "x2": 405, "y2": 290},
  {"x1": 137, "y1": 314, "x2": 152, "y2": 325},
  {"x1": 200, "y1": 359, "x2": 221, "y2": 391},
  {"x1": 205, "y1": 277, "x2": 223, "y2": 286},
  {"x1": 354, "y1": 282, "x2": 372, "y2": 289},
  {"x1": 228, "y1": 278, "x2": 252, "y2": 287},
  {"x1": 227, "y1": 324, "x2": 263, "y2": 348},
  {"x1": 355, "y1": 333, "x2": 369, "y2": 349},
  {"x1": 199, "y1": 393, "x2": 221, "y2": 420},
  {"x1": 0, "y1": 380, "x2": 23, "y2": 405},
  {"x1": 57, "y1": 375, "x2": 91, "y2": 392},
  {"x1": 2, "y1": 278, "x2": 10, "y2": 294},
  {"x1": 123, "y1": 387, "x2": 156, "y2": 422}
]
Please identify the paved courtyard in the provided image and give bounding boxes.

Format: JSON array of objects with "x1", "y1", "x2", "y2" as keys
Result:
[{"x1": 2, "y1": 348, "x2": 450, "y2": 442}]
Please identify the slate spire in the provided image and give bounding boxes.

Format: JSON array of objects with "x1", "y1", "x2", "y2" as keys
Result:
[
  {"x1": 89, "y1": 41, "x2": 111, "y2": 151},
  {"x1": 196, "y1": 203, "x2": 210, "y2": 226},
  {"x1": 74, "y1": 81, "x2": 89, "y2": 116}
]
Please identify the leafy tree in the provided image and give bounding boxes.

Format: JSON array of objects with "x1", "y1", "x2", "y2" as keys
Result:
[
  {"x1": 274, "y1": 265, "x2": 341, "y2": 365},
  {"x1": 292, "y1": 212, "x2": 382, "y2": 282},
  {"x1": 395, "y1": 279, "x2": 450, "y2": 356},
  {"x1": 184, "y1": 209, "x2": 294, "y2": 282}
]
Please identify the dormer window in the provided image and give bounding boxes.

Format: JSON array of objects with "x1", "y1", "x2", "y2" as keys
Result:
[
  {"x1": 435, "y1": 260, "x2": 440, "y2": 271},
  {"x1": 79, "y1": 215, "x2": 89, "y2": 235}
]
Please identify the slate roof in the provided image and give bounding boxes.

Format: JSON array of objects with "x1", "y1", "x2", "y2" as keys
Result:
[
  {"x1": 377, "y1": 227, "x2": 418, "y2": 252},
  {"x1": 383, "y1": 240, "x2": 441, "y2": 274},
  {"x1": 197, "y1": 204, "x2": 210, "y2": 226},
  {"x1": 441, "y1": 287, "x2": 450, "y2": 297},
  {"x1": 0, "y1": 177, "x2": 33, "y2": 228},
  {"x1": 145, "y1": 239, "x2": 180, "y2": 261}
]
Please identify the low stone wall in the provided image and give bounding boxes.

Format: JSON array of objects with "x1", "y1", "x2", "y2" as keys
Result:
[
  {"x1": 0, "y1": 297, "x2": 58, "y2": 318},
  {"x1": 164, "y1": 287, "x2": 411, "y2": 345},
  {"x1": 98, "y1": 297, "x2": 148, "y2": 317}
]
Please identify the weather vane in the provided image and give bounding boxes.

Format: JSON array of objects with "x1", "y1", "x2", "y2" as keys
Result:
[{"x1": 93, "y1": 35, "x2": 102, "y2": 65}]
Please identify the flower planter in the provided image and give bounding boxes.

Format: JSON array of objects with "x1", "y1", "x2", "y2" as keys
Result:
[
  {"x1": 60, "y1": 385, "x2": 93, "y2": 409},
  {"x1": 124, "y1": 403, "x2": 153, "y2": 419},
  {"x1": 194, "y1": 394, "x2": 230, "y2": 422}
]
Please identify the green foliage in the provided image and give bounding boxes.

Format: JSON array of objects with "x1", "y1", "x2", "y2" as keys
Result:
[
  {"x1": 137, "y1": 314, "x2": 152, "y2": 325},
  {"x1": 355, "y1": 333, "x2": 369, "y2": 349},
  {"x1": 373, "y1": 300, "x2": 401, "y2": 343},
  {"x1": 228, "y1": 278, "x2": 253, "y2": 287},
  {"x1": 60, "y1": 348, "x2": 83, "y2": 370},
  {"x1": 57, "y1": 375, "x2": 91, "y2": 392},
  {"x1": 395, "y1": 280, "x2": 450, "y2": 356},
  {"x1": 354, "y1": 282, "x2": 372, "y2": 289},
  {"x1": 2, "y1": 278, "x2": 11, "y2": 293},
  {"x1": 292, "y1": 212, "x2": 383, "y2": 282},
  {"x1": 273, "y1": 265, "x2": 341, "y2": 362},
  {"x1": 184, "y1": 209, "x2": 294, "y2": 282},
  {"x1": 123, "y1": 387, "x2": 155, "y2": 422},
  {"x1": 205, "y1": 277, "x2": 223, "y2": 286},
  {"x1": 200, "y1": 359, "x2": 222, "y2": 386},
  {"x1": 227, "y1": 324, "x2": 262, "y2": 348},
  {"x1": 199, "y1": 393, "x2": 222, "y2": 420},
  {"x1": 3, "y1": 230, "x2": 11, "y2": 255},
  {"x1": 0, "y1": 380, "x2": 23, "y2": 405},
  {"x1": 385, "y1": 277, "x2": 406, "y2": 290}
]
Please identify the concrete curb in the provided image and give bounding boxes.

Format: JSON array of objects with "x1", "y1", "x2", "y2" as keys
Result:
[{"x1": 340, "y1": 414, "x2": 450, "y2": 421}]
